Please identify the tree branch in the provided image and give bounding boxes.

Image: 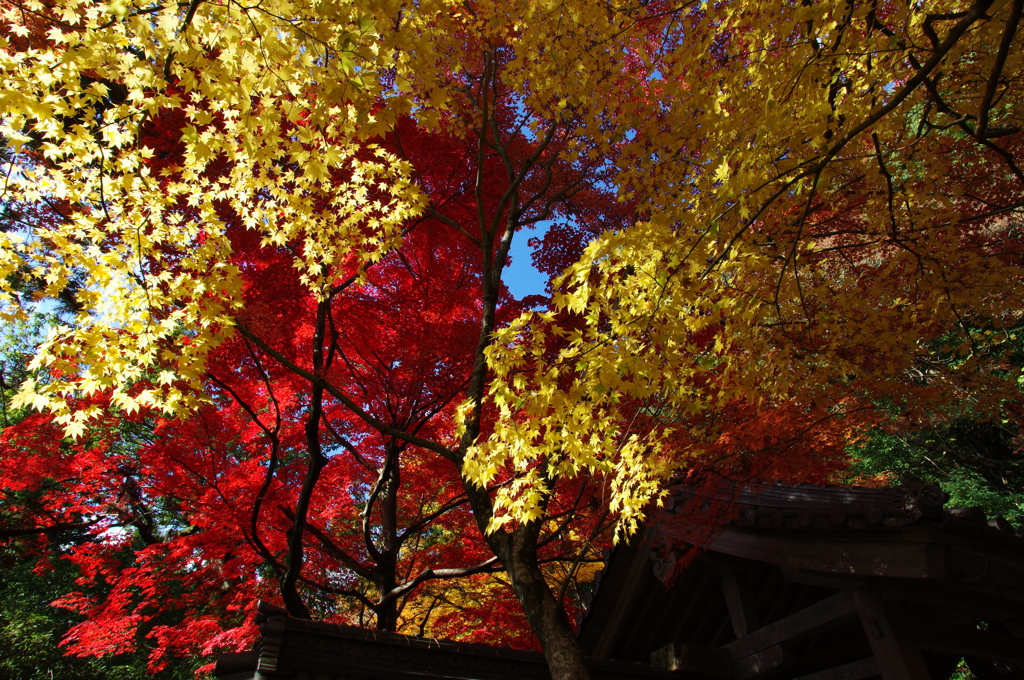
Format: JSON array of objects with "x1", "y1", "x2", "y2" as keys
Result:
[
  {"x1": 234, "y1": 322, "x2": 456, "y2": 460},
  {"x1": 378, "y1": 556, "x2": 501, "y2": 605}
]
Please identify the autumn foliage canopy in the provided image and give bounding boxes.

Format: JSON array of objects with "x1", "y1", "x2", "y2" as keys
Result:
[{"x1": 1, "y1": 0, "x2": 1023, "y2": 677}]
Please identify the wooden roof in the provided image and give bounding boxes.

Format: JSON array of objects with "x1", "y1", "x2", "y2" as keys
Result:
[
  {"x1": 214, "y1": 601, "x2": 674, "y2": 680},
  {"x1": 577, "y1": 481, "x2": 1024, "y2": 680}
]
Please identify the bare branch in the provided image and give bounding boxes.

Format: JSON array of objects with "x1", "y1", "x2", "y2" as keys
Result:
[
  {"x1": 378, "y1": 556, "x2": 501, "y2": 605},
  {"x1": 234, "y1": 322, "x2": 456, "y2": 461}
]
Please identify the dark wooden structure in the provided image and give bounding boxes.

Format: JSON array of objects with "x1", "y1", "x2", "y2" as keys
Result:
[
  {"x1": 215, "y1": 481, "x2": 1024, "y2": 680},
  {"x1": 214, "y1": 601, "x2": 672, "y2": 680},
  {"x1": 578, "y1": 482, "x2": 1024, "y2": 680}
]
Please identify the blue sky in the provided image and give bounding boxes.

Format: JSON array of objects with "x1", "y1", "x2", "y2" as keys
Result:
[{"x1": 503, "y1": 223, "x2": 550, "y2": 299}]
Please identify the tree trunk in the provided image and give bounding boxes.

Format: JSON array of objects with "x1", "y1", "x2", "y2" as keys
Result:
[
  {"x1": 502, "y1": 534, "x2": 592, "y2": 680},
  {"x1": 465, "y1": 482, "x2": 592, "y2": 680},
  {"x1": 374, "y1": 591, "x2": 399, "y2": 632}
]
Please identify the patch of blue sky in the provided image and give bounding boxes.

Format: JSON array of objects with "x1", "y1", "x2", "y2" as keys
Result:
[{"x1": 504, "y1": 221, "x2": 550, "y2": 299}]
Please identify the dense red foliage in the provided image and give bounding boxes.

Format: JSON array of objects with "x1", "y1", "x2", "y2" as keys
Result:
[{"x1": 0, "y1": 111, "x2": 625, "y2": 669}]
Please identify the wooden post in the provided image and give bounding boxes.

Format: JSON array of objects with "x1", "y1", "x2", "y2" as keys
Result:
[
  {"x1": 851, "y1": 586, "x2": 930, "y2": 680},
  {"x1": 721, "y1": 569, "x2": 760, "y2": 638}
]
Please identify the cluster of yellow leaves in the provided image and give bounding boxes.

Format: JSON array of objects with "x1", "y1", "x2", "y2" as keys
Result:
[
  {"x1": 472, "y1": 0, "x2": 1024, "y2": 532},
  {"x1": 0, "y1": 0, "x2": 426, "y2": 421},
  {"x1": 474, "y1": 230, "x2": 740, "y2": 535}
]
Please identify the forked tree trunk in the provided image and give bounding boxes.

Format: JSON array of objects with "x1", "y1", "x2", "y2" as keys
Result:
[
  {"x1": 464, "y1": 482, "x2": 592, "y2": 680},
  {"x1": 502, "y1": 535, "x2": 591, "y2": 680}
]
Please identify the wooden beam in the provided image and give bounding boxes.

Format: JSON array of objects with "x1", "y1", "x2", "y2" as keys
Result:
[
  {"x1": 733, "y1": 645, "x2": 787, "y2": 680},
  {"x1": 781, "y1": 566, "x2": 866, "y2": 590},
  {"x1": 721, "y1": 570, "x2": 760, "y2": 638},
  {"x1": 876, "y1": 578, "x2": 1021, "y2": 621},
  {"x1": 724, "y1": 590, "x2": 857, "y2": 659},
  {"x1": 851, "y1": 586, "x2": 930, "y2": 680},
  {"x1": 586, "y1": 526, "x2": 658, "y2": 660},
  {"x1": 651, "y1": 642, "x2": 732, "y2": 677},
  {"x1": 710, "y1": 529, "x2": 939, "y2": 579},
  {"x1": 791, "y1": 657, "x2": 880, "y2": 680}
]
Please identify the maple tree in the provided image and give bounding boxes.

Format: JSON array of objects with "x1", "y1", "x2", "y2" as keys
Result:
[
  {"x1": 2, "y1": 0, "x2": 1024, "y2": 678},
  {"x1": 1, "y1": 32, "x2": 623, "y2": 680},
  {"x1": 1, "y1": 107, "x2": 614, "y2": 673}
]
